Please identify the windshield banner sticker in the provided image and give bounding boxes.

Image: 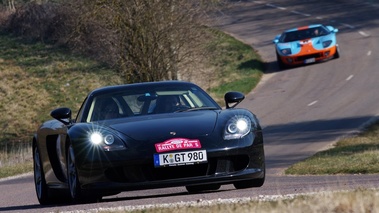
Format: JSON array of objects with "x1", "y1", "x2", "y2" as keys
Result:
[{"x1": 155, "y1": 138, "x2": 201, "y2": 153}]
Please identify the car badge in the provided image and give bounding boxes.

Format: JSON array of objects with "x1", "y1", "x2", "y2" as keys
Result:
[{"x1": 170, "y1": 131, "x2": 176, "y2": 135}]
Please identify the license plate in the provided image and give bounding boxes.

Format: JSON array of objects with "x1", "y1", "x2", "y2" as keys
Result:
[
  {"x1": 154, "y1": 150, "x2": 207, "y2": 167},
  {"x1": 304, "y1": 58, "x2": 315, "y2": 64}
]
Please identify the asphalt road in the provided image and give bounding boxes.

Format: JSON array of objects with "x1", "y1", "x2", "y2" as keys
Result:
[{"x1": 2, "y1": 0, "x2": 379, "y2": 212}]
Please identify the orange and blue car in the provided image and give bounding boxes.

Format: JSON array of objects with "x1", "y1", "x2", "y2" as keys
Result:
[{"x1": 273, "y1": 24, "x2": 339, "y2": 69}]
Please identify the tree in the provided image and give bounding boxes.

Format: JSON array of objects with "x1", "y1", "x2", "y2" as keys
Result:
[{"x1": 67, "y1": 0, "x2": 219, "y2": 83}]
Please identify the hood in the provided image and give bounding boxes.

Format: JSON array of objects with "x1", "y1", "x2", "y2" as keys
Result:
[
  {"x1": 277, "y1": 33, "x2": 336, "y2": 55},
  {"x1": 105, "y1": 111, "x2": 219, "y2": 141}
]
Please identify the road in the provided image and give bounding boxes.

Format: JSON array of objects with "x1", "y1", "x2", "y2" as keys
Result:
[{"x1": 2, "y1": 0, "x2": 379, "y2": 212}]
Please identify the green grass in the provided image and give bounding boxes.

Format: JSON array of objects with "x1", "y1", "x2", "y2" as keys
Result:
[
  {"x1": 206, "y1": 31, "x2": 263, "y2": 102},
  {"x1": 286, "y1": 122, "x2": 379, "y2": 175}
]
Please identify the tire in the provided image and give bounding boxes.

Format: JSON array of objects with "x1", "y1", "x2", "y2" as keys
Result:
[
  {"x1": 67, "y1": 144, "x2": 82, "y2": 203},
  {"x1": 186, "y1": 184, "x2": 221, "y2": 193},
  {"x1": 233, "y1": 166, "x2": 265, "y2": 189},
  {"x1": 67, "y1": 144, "x2": 102, "y2": 203},
  {"x1": 276, "y1": 52, "x2": 287, "y2": 70},
  {"x1": 33, "y1": 145, "x2": 54, "y2": 205},
  {"x1": 334, "y1": 46, "x2": 340, "y2": 59}
]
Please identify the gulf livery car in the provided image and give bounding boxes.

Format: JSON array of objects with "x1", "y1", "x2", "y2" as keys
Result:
[
  {"x1": 273, "y1": 24, "x2": 339, "y2": 69},
  {"x1": 33, "y1": 81, "x2": 265, "y2": 204}
]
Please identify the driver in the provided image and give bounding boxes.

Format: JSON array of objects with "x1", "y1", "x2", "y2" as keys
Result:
[{"x1": 154, "y1": 96, "x2": 180, "y2": 113}]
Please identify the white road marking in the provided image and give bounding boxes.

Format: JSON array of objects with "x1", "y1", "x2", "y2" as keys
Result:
[
  {"x1": 346, "y1": 75, "x2": 354, "y2": 81},
  {"x1": 308, "y1": 101, "x2": 318, "y2": 106},
  {"x1": 266, "y1": 3, "x2": 278, "y2": 8},
  {"x1": 341, "y1": 23, "x2": 355, "y2": 29},
  {"x1": 265, "y1": 3, "x2": 287, "y2": 10},
  {"x1": 291, "y1": 10, "x2": 311, "y2": 17},
  {"x1": 359, "y1": 31, "x2": 370, "y2": 37}
]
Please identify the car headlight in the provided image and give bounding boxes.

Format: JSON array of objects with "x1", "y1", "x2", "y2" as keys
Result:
[
  {"x1": 89, "y1": 130, "x2": 125, "y2": 151},
  {"x1": 322, "y1": 40, "x2": 332, "y2": 48},
  {"x1": 280, "y1": 48, "x2": 292, "y2": 55},
  {"x1": 224, "y1": 115, "x2": 256, "y2": 140}
]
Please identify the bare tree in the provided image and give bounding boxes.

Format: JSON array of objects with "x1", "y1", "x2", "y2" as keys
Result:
[{"x1": 67, "y1": 0, "x2": 219, "y2": 83}]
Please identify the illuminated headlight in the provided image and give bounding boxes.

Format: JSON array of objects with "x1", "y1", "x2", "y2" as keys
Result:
[
  {"x1": 90, "y1": 132, "x2": 103, "y2": 145},
  {"x1": 224, "y1": 115, "x2": 254, "y2": 140},
  {"x1": 322, "y1": 40, "x2": 332, "y2": 48},
  {"x1": 89, "y1": 130, "x2": 125, "y2": 151},
  {"x1": 280, "y1": 48, "x2": 292, "y2": 55}
]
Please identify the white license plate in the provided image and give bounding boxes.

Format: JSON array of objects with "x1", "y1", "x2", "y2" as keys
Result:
[
  {"x1": 154, "y1": 150, "x2": 207, "y2": 167},
  {"x1": 304, "y1": 58, "x2": 315, "y2": 64}
]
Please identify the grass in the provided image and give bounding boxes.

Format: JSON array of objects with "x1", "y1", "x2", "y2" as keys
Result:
[
  {"x1": 206, "y1": 30, "x2": 263, "y2": 102},
  {"x1": 286, "y1": 121, "x2": 379, "y2": 175},
  {"x1": 0, "y1": 142, "x2": 32, "y2": 178},
  {"x1": 94, "y1": 189, "x2": 378, "y2": 212}
]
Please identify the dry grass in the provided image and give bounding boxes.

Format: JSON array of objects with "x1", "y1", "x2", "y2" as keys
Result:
[
  {"x1": 0, "y1": 142, "x2": 32, "y2": 178},
  {"x1": 0, "y1": 35, "x2": 124, "y2": 144},
  {"x1": 95, "y1": 189, "x2": 379, "y2": 213}
]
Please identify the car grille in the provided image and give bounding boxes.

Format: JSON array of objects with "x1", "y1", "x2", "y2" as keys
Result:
[
  {"x1": 295, "y1": 53, "x2": 323, "y2": 62},
  {"x1": 105, "y1": 155, "x2": 250, "y2": 183}
]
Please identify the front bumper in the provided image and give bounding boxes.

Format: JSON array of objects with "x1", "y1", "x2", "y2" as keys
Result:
[
  {"x1": 75, "y1": 135, "x2": 264, "y2": 192},
  {"x1": 279, "y1": 45, "x2": 337, "y2": 66}
]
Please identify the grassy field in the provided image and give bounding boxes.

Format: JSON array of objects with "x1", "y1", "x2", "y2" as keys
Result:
[{"x1": 286, "y1": 122, "x2": 379, "y2": 175}]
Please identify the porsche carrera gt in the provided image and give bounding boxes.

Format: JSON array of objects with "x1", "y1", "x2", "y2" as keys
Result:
[{"x1": 32, "y1": 81, "x2": 265, "y2": 204}]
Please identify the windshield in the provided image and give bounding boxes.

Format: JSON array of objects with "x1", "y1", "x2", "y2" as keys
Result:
[
  {"x1": 85, "y1": 84, "x2": 220, "y2": 122},
  {"x1": 280, "y1": 26, "x2": 329, "y2": 43}
]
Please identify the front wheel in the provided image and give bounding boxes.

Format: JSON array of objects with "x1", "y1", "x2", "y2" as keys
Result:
[
  {"x1": 67, "y1": 144, "x2": 82, "y2": 202},
  {"x1": 233, "y1": 166, "x2": 265, "y2": 189},
  {"x1": 334, "y1": 46, "x2": 340, "y2": 59},
  {"x1": 33, "y1": 145, "x2": 53, "y2": 205},
  {"x1": 276, "y1": 52, "x2": 288, "y2": 70},
  {"x1": 67, "y1": 144, "x2": 102, "y2": 203}
]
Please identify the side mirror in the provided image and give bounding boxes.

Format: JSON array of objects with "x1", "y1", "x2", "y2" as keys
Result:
[
  {"x1": 224, "y1": 92, "x2": 245, "y2": 109},
  {"x1": 50, "y1": 107, "x2": 72, "y2": 125}
]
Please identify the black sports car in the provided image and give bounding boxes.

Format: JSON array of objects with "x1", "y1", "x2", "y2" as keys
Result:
[{"x1": 33, "y1": 81, "x2": 265, "y2": 204}]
